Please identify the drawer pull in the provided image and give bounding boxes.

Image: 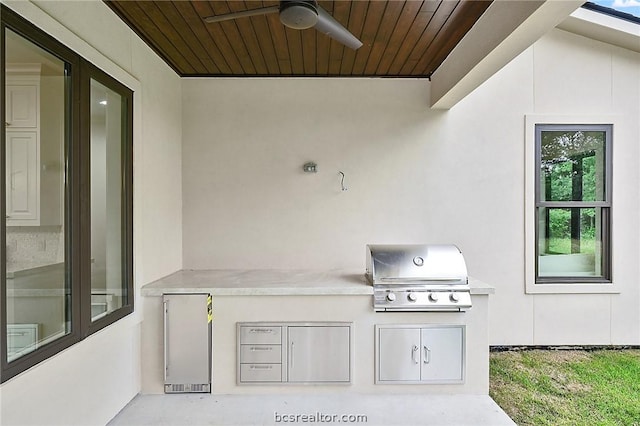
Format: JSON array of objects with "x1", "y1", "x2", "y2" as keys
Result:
[
  {"x1": 8, "y1": 332, "x2": 29, "y2": 337},
  {"x1": 249, "y1": 328, "x2": 274, "y2": 333},
  {"x1": 249, "y1": 365, "x2": 273, "y2": 370},
  {"x1": 250, "y1": 346, "x2": 273, "y2": 351}
]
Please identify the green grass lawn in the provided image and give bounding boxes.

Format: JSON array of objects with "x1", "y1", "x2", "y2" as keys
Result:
[
  {"x1": 546, "y1": 237, "x2": 595, "y2": 255},
  {"x1": 490, "y1": 349, "x2": 640, "y2": 425}
]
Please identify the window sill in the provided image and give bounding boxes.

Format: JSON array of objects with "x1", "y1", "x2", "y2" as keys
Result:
[{"x1": 525, "y1": 282, "x2": 619, "y2": 294}]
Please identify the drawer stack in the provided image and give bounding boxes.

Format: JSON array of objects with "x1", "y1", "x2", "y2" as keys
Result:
[{"x1": 238, "y1": 325, "x2": 284, "y2": 383}]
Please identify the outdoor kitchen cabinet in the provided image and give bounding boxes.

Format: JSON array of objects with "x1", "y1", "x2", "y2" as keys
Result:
[
  {"x1": 375, "y1": 325, "x2": 464, "y2": 384},
  {"x1": 237, "y1": 322, "x2": 352, "y2": 384}
]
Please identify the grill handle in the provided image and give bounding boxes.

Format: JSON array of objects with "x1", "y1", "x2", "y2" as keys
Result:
[{"x1": 378, "y1": 277, "x2": 464, "y2": 283}]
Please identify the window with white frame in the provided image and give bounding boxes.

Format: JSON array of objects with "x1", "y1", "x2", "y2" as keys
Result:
[{"x1": 535, "y1": 124, "x2": 611, "y2": 283}]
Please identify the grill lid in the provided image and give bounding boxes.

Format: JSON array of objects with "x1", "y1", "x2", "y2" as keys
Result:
[{"x1": 365, "y1": 244, "x2": 468, "y2": 285}]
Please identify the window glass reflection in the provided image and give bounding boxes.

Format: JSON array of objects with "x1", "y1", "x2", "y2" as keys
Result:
[
  {"x1": 4, "y1": 29, "x2": 69, "y2": 361},
  {"x1": 538, "y1": 207, "x2": 604, "y2": 277},
  {"x1": 90, "y1": 79, "x2": 124, "y2": 321}
]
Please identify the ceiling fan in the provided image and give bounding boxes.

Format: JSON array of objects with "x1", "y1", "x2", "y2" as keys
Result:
[{"x1": 203, "y1": 1, "x2": 363, "y2": 50}]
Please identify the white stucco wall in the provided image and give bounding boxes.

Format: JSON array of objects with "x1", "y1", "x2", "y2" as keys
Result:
[
  {"x1": 0, "y1": 1, "x2": 182, "y2": 425},
  {"x1": 182, "y1": 28, "x2": 639, "y2": 347},
  {"x1": 525, "y1": 29, "x2": 640, "y2": 345},
  {"x1": 1, "y1": 2, "x2": 638, "y2": 424}
]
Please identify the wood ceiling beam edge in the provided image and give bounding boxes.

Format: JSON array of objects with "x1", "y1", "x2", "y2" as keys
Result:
[
  {"x1": 104, "y1": 1, "x2": 184, "y2": 76},
  {"x1": 430, "y1": 0, "x2": 584, "y2": 110}
]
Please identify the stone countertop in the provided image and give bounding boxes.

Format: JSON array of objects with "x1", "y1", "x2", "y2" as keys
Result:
[
  {"x1": 6, "y1": 261, "x2": 64, "y2": 278},
  {"x1": 142, "y1": 269, "x2": 495, "y2": 297}
]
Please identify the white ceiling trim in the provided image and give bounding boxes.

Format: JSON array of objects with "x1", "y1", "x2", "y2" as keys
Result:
[
  {"x1": 557, "y1": 7, "x2": 640, "y2": 53},
  {"x1": 429, "y1": 0, "x2": 584, "y2": 110}
]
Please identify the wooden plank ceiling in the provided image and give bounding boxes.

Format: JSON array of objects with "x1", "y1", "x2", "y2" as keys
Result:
[{"x1": 104, "y1": 1, "x2": 492, "y2": 77}]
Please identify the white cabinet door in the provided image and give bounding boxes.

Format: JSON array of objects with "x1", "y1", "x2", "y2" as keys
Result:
[
  {"x1": 287, "y1": 326, "x2": 350, "y2": 383},
  {"x1": 5, "y1": 131, "x2": 39, "y2": 222},
  {"x1": 378, "y1": 327, "x2": 421, "y2": 382},
  {"x1": 5, "y1": 85, "x2": 38, "y2": 128},
  {"x1": 420, "y1": 327, "x2": 463, "y2": 382}
]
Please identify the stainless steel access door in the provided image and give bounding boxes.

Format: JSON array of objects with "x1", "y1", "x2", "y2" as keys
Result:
[
  {"x1": 378, "y1": 327, "x2": 421, "y2": 382},
  {"x1": 420, "y1": 327, "x2": 463, "y2": 382},
  {"x1": 287, "y1": 325, "x2": 351, "y2": 383},
  {"x1": 164, "y1": 294, "x2": 211, "y2": 393},
  {"x1": 376, "y1": 325, "x2": 464, "y2": 384}
]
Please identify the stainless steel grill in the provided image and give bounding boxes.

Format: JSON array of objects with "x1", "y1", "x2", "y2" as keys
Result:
[{"x1": 366, "y1": 244, "x2": 471, "y2": 312}]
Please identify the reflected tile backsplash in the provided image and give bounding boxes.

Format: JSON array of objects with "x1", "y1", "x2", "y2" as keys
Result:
[{"x1": 6, "y1": 226, "x2": 63, "y2": 271}]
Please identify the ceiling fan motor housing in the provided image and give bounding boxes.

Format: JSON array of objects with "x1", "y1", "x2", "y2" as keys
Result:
[{"x1": 279, "y1": 1, "x2": 318, "y2": 29}]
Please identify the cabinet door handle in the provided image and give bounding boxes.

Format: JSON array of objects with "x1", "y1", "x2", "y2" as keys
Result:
[
  {"x1": 290, "y1": 341, "x2": 295, "y2": 369},
  {"x1": 423, "y1": 346, "x2": 431, "y2": 364},
  {"x1": 412, "y1": 345, "x2": 419, "y2": 364},
  {"x1": 163, "y1": 300, "x2": 169, "y2": 381}
]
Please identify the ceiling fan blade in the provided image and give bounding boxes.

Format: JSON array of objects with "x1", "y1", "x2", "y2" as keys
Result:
[
  {"x1": 314, "y1": 6, "x2": 363, "y2": 50},
  {"x1": 203, "y1": 5, "x2": 280, "y2": 24}
]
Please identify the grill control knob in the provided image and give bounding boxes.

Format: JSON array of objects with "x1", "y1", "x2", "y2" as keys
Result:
[
  {"x1": 428, "y1": 293, "x2": 439, "y2": 302},
  {"x1": 407, "y1": 293, "x2": 418, "y2": 302},
  {"x1": 450, "y1": 293, "x2": 460, "y2": 303},
  {"x1": 386, "y1": 293, "x2": 396, "y2": 302}
]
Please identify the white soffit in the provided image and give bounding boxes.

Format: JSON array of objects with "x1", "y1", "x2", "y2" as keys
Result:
[
  {"x1": 430, "y1": 0, "x2": 584, "y2": 110},
  {"x1": 557, "y1": 7, "x2": 640, "y2": 53}
]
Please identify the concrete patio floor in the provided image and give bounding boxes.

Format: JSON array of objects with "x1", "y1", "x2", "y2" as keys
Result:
[{"x1": 108, "y1": 393, "x2": 515, "y2": 426}]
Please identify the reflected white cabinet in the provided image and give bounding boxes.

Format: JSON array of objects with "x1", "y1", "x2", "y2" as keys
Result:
[
  {"x1": 5, "y1": 131, "x2": 39, "y2": 222},
  {"x1": 5, "y1": 64, "x2": 41, "y2": 226},
  {"x1": 376, "y1": 325, "x2": 464, "y2": 384},
  {"x1": 237, "y1": 322, "x2": 352, "y2": 384},
  {"x1": 7, "y1": 323, "x2": 39, "y2": 361},
  {"x1": 6, "y1": 84, "x2": 38, "y2": 128}
]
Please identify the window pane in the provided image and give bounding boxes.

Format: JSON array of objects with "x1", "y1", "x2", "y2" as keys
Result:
[
  {"x1": 538, "y1": 207, "x2": 605, "y2": 277},
  {"x1": 90, "y1": 79, "x2": 124, "y2": 321},
  {"x1": 540, "y1": 130, "x2": 606, "y2": 202},
  {"x1": 4, "y1": 29, "x2": 69, "y2": 361}
]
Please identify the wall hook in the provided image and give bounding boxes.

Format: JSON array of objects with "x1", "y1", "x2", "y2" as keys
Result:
[{"x1": 339, "y1": 171, "x2": 347, "y2": 191}]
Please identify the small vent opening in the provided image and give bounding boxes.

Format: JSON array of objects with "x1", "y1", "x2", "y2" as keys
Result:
[{"x1": 165, "y1": 383, "x2": 211, "y2": 394}]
